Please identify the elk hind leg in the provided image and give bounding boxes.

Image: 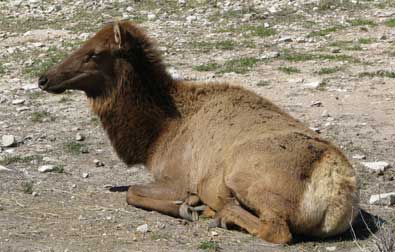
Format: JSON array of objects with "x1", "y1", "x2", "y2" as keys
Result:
[{"x1": 212, "y1": 201, "x2": 292, "y2": 244}]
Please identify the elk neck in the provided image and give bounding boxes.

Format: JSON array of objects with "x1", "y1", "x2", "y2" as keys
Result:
[{"x1": 89, "y1": 54, "x2": 180, "y2": 166}]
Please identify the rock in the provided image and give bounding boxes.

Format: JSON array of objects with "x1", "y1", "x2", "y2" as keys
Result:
[
  {"x1": 2, "y1": 135, "x2": 16, "y2": 147},
  {"x1": 258, "y1": 51, "x2": 280, "y2": 60},
  {"x1": 178, "y1": 0, "x2": 186, "y2": 6},
  {"x1": 21, "y1": 84, "x2": 38, "y2": 90},
  {"x1": 321, "y1": 110, "x2": 330, "y2": 117},
  {"x1": 93, "y1": 159, "x2": 104, "y2": 167},
  {"x1": 136, "y1": 224, "x2": 149, "y2": 233},
  {"x1": 38, "y1": 165, "x2": 55, "y2": 173},
  {"x1": 326, "y1": 246, "x2": 337, "y2": 252},
  {"x1": 147, "y1": 13, "x2": 156, "y2": 21},
  {"x1": 82, "y1": 172, "x2": 89, "y2": 178},
  {"x1": 352, "y1": 154, "x2": 366, "y2": 160},
  {"x1": 264, "y1": 22, "x2": 270, "y2": 28},
  {"x1": 32, "y1": 191, "x2": 38, "y2": 197},
  {"x1": 211, "y1": 231, "x2": 218, "y2": 236},
  {"x1": 362, "y1": 161, "x2": 391, "y2": 173},
  {"x1": 12, "y1": 99, "x2": 25, "y2": 105},
  {"x1": 0, "y1": 165, "x2": 13, "y2": 172},
  {"x1": 43, "y1": 157, "x2": 57, "y2": 163},
  {"x1": 75, "y1": 133, "x2": 85, "y2": 141},
  {"x1": 331, "y1": 48, "x2": 341, "y2": 53},
  {"x1": 310, "y1": 127, "x2": 321, "y2": 133},
  {"x1": 278, "y1": 36, "x2": 293, "y2": 43},
  {"x1": 168, "y1": 68, "x2": 183, "y2": 80},
  {"x1": 186, "y1": 15, "x2": 197, "y2": 24},
  {"x1": 311, "y1": 100, "x2": 322, "y2": 107},
  {"x1": 304, "y1": 80, "x2": 323, "y2": 89},
  {"x1": 369, "y1": 192, "x2": 395, "y2": 206},
  {"x1": 16, "y1": 107, "x2": 30, "y2": 112}
]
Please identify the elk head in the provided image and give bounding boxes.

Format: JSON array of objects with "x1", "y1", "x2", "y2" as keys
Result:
[{"x1": 38, "y1": 21, "x2": 142, "y2": 98}]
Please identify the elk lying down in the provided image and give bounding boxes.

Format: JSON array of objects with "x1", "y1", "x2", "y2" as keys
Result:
[{"x1": 39, "y1": 20, "x2": 359, "y2": 244}]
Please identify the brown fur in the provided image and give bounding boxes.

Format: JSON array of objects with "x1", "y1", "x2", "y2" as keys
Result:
[{"x1": 39, "y1": 21, "x2": 359, "y2": 244}]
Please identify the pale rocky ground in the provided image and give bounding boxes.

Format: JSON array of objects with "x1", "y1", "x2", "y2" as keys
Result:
[{"x1": 0, "y1": 0, "x2": 395, "y2": 251}]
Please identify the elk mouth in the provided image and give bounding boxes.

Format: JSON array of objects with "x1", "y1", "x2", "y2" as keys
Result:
[{"x1": 39, "y1": 72, "x2": 92, "y2": 94}]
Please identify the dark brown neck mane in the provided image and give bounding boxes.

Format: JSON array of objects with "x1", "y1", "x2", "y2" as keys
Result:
[{"x1": 90, "y1": 30, "x2": 179, "y2": 165}]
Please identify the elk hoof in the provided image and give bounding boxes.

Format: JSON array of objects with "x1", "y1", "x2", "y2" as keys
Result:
[{"x1": 179, "y1": 203, "x2": 207, "y2": 221}]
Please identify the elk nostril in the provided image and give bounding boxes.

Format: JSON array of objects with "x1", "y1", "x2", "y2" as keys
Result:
[{"x1": 38, "y1": 75, "x2": 49, "y2": 89}]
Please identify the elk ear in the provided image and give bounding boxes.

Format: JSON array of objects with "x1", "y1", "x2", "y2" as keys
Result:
[{"x1": 113, "y1": 21, "x2": 122, "y2": 47}]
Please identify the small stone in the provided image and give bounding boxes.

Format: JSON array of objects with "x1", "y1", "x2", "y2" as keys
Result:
[
  {"x1": 211, "y1": 231, "x2": 218, "y2": 236},
  {"x1": 186, "y1": 15, "x2": 197, "y2": 23},
  {"x1": 321, "y1": 110, "x2": 330, "y2": 117},
  {"x1": 16, "y1": 106, "x2": 30, "y2": 112},
  {"x1": 32, "y1": 191, "x2": 38, "y2": 197},
  {"x1": 136, "y1": 224, "x2": 149, "y2": 233},
  {"x1": 310, "y1": 127, "x2": 321, "y2": 134},
  {"x1": 21, "y1": 84, "x2": 38, "y2": 90},
  {"x1": 80, "y1": 147, "x2": 89, "y2": 153},
  {"x1": 278, "y1": 36, "x2": 293, "y2": 43},
  {"x1": 296, "y1": 37, "x2": 306, "y2": 43},
  {"x1": 304, "y1": 80, "x2": 323, "y2": 89},
  {"x1": 2, "y1": 135, "x2": 16, "y2": 147},
  {"x1": 93, "y1": 159, "x2": 104, "y2": 167},
  {"x1": 38, "y1": 165, "x2": 55, "y2": 173},
  {"x1": 380, "y1": 35, "x2": 387, "y2": 40},
  {"x1": 178, "y1": 0, "x2": 186, "y2": 6},
  {"x1": 311, "y1": 100, "x2": 322, "y2": 107},
  {"x1": 326, "y1": 246, "x2": 337, "y2": 252},
  {"x1": 331, "y1": 48, "x2": 341, "y2": 53},
  {"x1": 369, "y1": 192, "x2": 395, "y2": 206},
  {"x1": 264, "y1": 22, "x2": 270, "y2": 28},
  {"x1": 362, "y1": 161, "x2": 391, "y2": 173},
  {"x1": 0, "y1": 165, "x2": 13, "y2": 172},
  {"x1": 82, "y1": 172, "x2": 89, "y2": 178},
  {"x1": 352, "y1": 154, "x2": 366, "y2": 160},
  {"x1": 12, "y1": 99, "x2": 25, "y2": 105},
  {"x1": 75, "y1": 133, "x2": 85, "y2": 141},
  {"x1": 258, "y1": 51, "x2": 280, "y2": 60},
  {"x1": 43, "y1": 157, "x2": 57, "y2": 163},
  {"x1": 147, "y1": 13, "x2": 156, "y2": 21}
]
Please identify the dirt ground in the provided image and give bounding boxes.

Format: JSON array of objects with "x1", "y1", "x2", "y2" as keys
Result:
[{"x1": 0, "y1": 0, "x2": 394, "y2": 251}]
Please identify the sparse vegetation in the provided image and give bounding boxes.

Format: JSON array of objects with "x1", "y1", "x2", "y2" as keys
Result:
[
  {"x1": 359, "y1": 70, "x2": 395, "y2": 78},
  {"x1": 308, "y1": 25, "x2": 343, "y2": 37},
  {"x1": 219, "y1": 57, "x2": 259, "y2": 74},
  {"x1": 0, "y1": 63, "x2": 5, "y2": 75},
  {"x1": 252, "y1": 26, "x2": 276, "y2": 37},
  {"x1": 194, "y1": 57, "x2": 260, "y2": 74},
  {"x1": 317, "y1": 66, "x2": 342, "y2": 75},
  {"x1": 256, "y1": 80, "x2": 270, "y2": 87},
  {"x1": 358, "y1": 37, "x2": 377, "y2": 44},
  {"x1": 64, "y1": 142, "x2": 87, "y2": 155},
  {"x1": 385, "y1": 18, "x2": 395, "y2": 27},
  {"x1": 0, "y1": 155, "x2": 42, "y2": 166},
  {"x1": 348, "y1": 19, "x2": 377, "y2": 27},
  {"x1": 193, "y1": 62, "x2": 220, "y2": 72},
  {"x1": 198, "y1": 240, "x2": 220, "y2": 251},
  {"x1": 191, "y1": 40, "x2": 235, "y2": 52},
  {"x1": 280, "y1": 50, "x2": 359, "y2": 63},
  {"x1": 23, "y1": 47, "x2": 67, "y2": 77},
  {"x1": 52, "y1": 165, "x2": 65, "y2": 173},
  {"x1": 21, "y1": 181, "x2": 34, "y2": 194},
  {"x1": 31, "y1": 111, "x2": 53, "y2": 123},
  {"x1": 278, "y1": 66, "x2": 300, "y2": 74}
]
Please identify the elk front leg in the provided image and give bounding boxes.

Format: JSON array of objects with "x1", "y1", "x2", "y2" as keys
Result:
[{"x1": 127, "y1": 182, "x2": 187, "y2": 218}]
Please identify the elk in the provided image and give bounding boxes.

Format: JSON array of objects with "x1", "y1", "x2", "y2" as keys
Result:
[{"x1": 38, "y1": 20, "x2": 359, "y2": 244}]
